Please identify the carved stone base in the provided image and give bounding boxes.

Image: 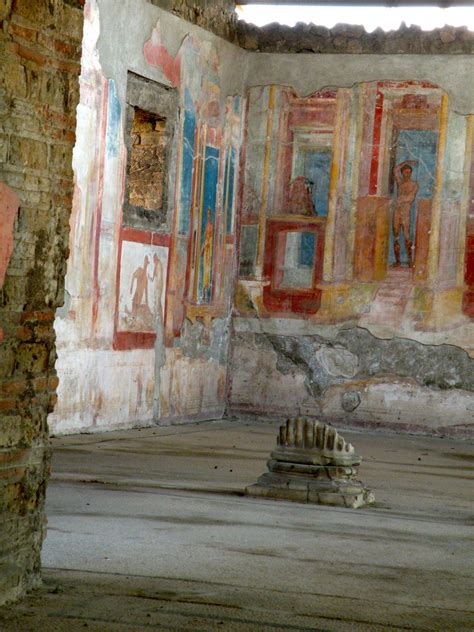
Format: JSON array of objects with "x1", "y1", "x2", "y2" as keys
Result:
[
  {"x1": 246, "y1": 418, "x2": 374, "y2": 509},
  {"x1": 247, "y1": 469, "x2": 374, "y2": 509}
]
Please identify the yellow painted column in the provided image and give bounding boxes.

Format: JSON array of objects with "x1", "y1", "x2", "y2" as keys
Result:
[
  {"x1": 346, "y1": 84, "x2": 366, "y2": 281},
  {"x1": 322, "y1": 89, "x2": 345, "y2": 282},
  {"x1": 427, "y1": 93, "x2": 449, "y2": 283}
]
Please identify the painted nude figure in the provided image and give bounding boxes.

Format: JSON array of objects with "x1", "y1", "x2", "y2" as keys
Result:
[{"x1": 392, "y1": 160, "x2": 418, "y2": 267}]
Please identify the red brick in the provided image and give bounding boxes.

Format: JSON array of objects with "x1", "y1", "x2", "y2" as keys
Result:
[
  {"x1": 15, "y1": 325, "x2": 33, "y2": 341},
  {"x1": 0, "y1": 399, "x2": 17, "y2": 411},
  {"x1": 48, "y1": 376, "x2": 59, "y2": 389},
  {"x1": 15, "y1": 43, "x2": 47, "y2": 65},
  {"x1": 0, "y1": 378, "x2": 27, "y2": 397},
  {"x1": 20, "y1": 310, "x2": 55, "y2": 322},
  {"x1": 8, "y1": 21, "x2": 38, "y2": 43},
  {"x1": 47, "y1": 56, "x2": 81, "y2": 75}
]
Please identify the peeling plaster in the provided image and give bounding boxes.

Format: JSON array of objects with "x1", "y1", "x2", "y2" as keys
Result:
[{"x1": 261, "y1": 328, "x2": 474, "y2": 395}]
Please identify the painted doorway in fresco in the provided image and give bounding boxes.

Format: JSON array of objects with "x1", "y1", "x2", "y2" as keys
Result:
[
  {"x1": 275, "y1": 230, "x2": 317, "y2": 289},
  {"x1": 388, "y1": 129, "x2": 438, "y2": 267}
]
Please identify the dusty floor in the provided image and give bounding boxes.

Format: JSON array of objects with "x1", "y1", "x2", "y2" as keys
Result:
[{"x1": 1, "y1": 419, "x2": 473, "y2": 631}]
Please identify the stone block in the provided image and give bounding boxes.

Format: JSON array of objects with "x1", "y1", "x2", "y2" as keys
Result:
[
  {"x1": 55, "y1": 2, "x2": 83, "y2": 42},
  {"x1": 0, "y1": 0, "x2": 13, "y2": 20},
  {"x1": 50, "y1": 142, "x2": 73, "y2": 175},
  {"x1": 9, "y1": 136, "x2": 48, "y2": 170},
  {"x1": 11, "y1": 0, "x2": 55, "y2": 27},
  {"x1": 40, "y1": 69, "x2": 67, "y2": 110},
  {"x1": 0, "y1": 60, "x2": 28, "y2": 98},
  {"x1": 0, "y1": 133, "x2": 9, "y2": 162},
  {"x1": 14, "y1": 342, "x2": 49, "y2": 375}
]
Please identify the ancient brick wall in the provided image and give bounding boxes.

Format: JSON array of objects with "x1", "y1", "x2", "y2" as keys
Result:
[
  {"x1": 0, "y1": 0, "x2": 83, "y2": 605},
  {"x1": 149, "y1": 0, "x2": 237, "y2": 40},
  {"x1": 236, "y1": 21, "x2": 474, "y2": 54},
  {"x1": 148, "y1": 1, "x2": 474, "y2": 54}
]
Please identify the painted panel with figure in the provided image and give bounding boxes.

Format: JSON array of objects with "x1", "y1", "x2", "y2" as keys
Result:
[
  {"x1": 114, "y1": 228, "x2": 169, "y2": 350},
  {"x1": 236, "y1": 80, "x2": 473, "y2": 355}
]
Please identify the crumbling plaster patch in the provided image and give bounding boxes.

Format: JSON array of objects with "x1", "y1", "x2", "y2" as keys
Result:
[
  {"x1": 265, "y1": 328, "x2": 474, "y2": 394},
  {"x1": 180, "y1": 316, "x2": 231, "y2": 365},
  {"x1": 229, "y1": 329, "x2": 474, "y2": 437}
]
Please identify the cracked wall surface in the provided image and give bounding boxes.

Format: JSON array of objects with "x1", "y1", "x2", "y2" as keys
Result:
[{"x1": 229, "y1": 329, "x2": 474, "y2": 437}]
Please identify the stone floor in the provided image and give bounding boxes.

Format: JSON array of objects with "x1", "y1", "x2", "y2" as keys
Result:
[{"x1": 1, "y1": 419, "x2": 473, "y2": 631}]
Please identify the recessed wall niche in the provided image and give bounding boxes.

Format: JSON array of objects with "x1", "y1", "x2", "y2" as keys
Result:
[{"x1": 123, "y1": 72, "x2": 178, "y2": 230}]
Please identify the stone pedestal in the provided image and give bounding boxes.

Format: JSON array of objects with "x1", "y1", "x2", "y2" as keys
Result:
[{"x1": 246, "y1": 418, "x2": 374, "y2": 508}]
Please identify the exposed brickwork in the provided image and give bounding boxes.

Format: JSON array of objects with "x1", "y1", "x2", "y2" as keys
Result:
[
  {"x1": 147, "y1": 1, "x2": 474, "y2": 54},
  {"x1": 128, "y1": 109, "x2": 166, "y2": 212},
  {"x1": 149, "y1": 0, "x2": 237, "y2": 41},
  {"x1": 0, "y1": 0, "x2": 83, "y2": 605},
  {"x1": 236, "y1": 21, "x2": 474, "y2": 54}
]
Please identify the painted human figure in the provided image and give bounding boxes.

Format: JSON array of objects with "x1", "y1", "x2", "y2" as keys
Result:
[
  {"x1": 130, "y1": 255, "x2": 150, "y2": 316},
  {"x1": 392, "y1": 160, "x2": 418, "y2": 268},
  {"x1": 201, "y1": 207, "x2": 214, "y2": 302}
]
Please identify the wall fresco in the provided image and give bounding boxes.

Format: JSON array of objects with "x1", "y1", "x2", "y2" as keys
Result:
[
  {"x1": 236, "y1": 81, "x2": 474, "y2": 347},
  {"x1": 115, "y1": 232, "x2": 168, "y2": 339},
  {"x1": 50, "y1": 2, "x2": 243, "y2": 433},
  {"x1": 50, "y1": 1, "x2": 473, "y2": 437},
  {"x1": 231, "y1": 79, "x2": 474, "y2": 436}
]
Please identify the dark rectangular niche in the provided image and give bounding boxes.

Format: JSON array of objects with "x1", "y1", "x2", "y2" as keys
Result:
[{"x1": 123, "y1": 72, "x2": 178, "y2": 231}]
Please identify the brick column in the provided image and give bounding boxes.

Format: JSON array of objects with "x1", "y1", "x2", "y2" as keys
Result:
[{"x1": 0, "y1": 0, "x2": 83, "y2": 605}]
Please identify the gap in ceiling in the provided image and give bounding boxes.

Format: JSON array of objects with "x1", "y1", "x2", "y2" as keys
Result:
[{"x1": 236, "y1": 4, "x2": 474, "y2": 32}]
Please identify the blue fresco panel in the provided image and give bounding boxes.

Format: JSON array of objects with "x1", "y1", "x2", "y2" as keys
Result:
[
  {"x1": 178, "y1": 106, "x2": 196, "y2": 234},
  {"x1": 106, "y1": 80, "x2": 121, "y2": 158},
  {"x1": 224, "y1": 147, "x2": 236, "y2": 234},
  {"x1": 303, "y1": 150, "x2": 332, "y2": 216},
  {"x1": 197, "y1": 145, "x2": 220, "y2": 303}
]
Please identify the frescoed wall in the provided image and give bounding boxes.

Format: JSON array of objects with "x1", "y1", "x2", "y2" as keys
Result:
[
  {"x1": 49, "y1": 0, "x2": 473, "y2": 438},
  {"x1": 231, "y1": 76, "x2": 474, "y2": 437},
  {"x1": 49, "y1": 0, "x2": 245, "y2": 434}
]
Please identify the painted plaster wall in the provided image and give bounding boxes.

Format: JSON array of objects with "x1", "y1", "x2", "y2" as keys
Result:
[
  {"x1": 51, "y1": 2, "x2": 474, "y2": 438},
  {"x1": 49, "y1": 0, "x2": 246, "y2": 434},
  {"x1": 230, "y1": 54, "x2": 474, "y2": 438}
]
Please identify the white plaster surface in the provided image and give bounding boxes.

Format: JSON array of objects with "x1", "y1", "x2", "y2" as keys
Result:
[{"x1": 245, "y1": 54, "x2": 474, "y2": 114}]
